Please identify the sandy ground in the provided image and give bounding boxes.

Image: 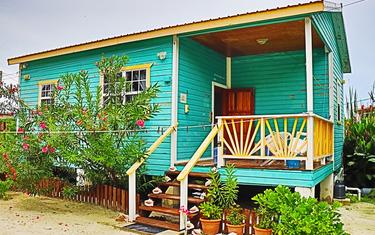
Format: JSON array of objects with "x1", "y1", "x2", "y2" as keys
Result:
[
  {"x1": 1, "y1": 192, "x2": 374, "y2": 235},
  {"x1": 0, "y1": 192, "x2": 135, "y2": 235},
  {"x1": 339, "y1": 202, "x2": 375, "y2": 235}
]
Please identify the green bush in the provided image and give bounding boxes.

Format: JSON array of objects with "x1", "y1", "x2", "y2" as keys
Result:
[
  {"x1": 344, "y1": 85, "x2": 375, "y2": 188},
  {"x1": 0, "y1": 55, "x2": 160, "y2": 192},
  {"x1": 252, "y1": 185, "x2": 348, "y2": 235},
  {"x1": 0, "y1": 179, "x2": 13, "y2": 199},
  {"x1": 226, "y1": 207, "x2": 245, "y2": 225},
  {"x1": 199, "y1": 201, "x2": 222, "y2": 220},
  {"x1": 62, "y1": 185, "x2": 79, "y2": 199}
]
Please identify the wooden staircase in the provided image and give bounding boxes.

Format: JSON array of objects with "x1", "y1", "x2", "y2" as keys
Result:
[{"x1": 135, "y1": 170, "x2": 209, "y2": 231}]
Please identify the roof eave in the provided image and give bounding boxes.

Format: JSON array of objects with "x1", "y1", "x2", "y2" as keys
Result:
[{"x1": 8, "y1": 1, "x2": 325, "y2": 65}]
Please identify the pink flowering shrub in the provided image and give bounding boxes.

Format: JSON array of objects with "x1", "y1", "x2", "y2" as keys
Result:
[{"x1": 0, "y1": 55, "x2": 160, "y2": 191}]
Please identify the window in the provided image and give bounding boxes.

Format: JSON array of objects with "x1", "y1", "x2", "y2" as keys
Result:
[
  {"x1": 102, "y1": 64, "x2": 151, "y2": 105},
  {"x1": 38, "y1": 80, "x2": 57, "y2": 106}
]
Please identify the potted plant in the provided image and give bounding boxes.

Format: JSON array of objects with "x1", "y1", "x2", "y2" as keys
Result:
[
  {"x1": 252, "y1": 187, "x2": 278, "y2": 235},
  {"x1": 199, "y1": 201, "x2": 223, "y2": 235},
  {"x1": 226, "y1": 206, "x2": 246, "y2": 235},
  {"x1": 199, "y1": 165, "x2": 239, "y2": 235},
  {"x1": 253, "y1": 206, "x2": 274, "y2": 235}
]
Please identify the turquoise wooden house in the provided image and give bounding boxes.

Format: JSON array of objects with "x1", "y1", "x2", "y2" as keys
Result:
[{"x1": 8, "y1": 1, "x2": 350, "y2": 230}]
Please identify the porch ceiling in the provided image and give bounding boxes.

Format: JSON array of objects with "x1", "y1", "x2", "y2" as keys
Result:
[{"x1": 192, "y1": 20, "x2": 324, "y2": 57}]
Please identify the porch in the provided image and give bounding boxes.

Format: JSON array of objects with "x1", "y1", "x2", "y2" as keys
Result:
[{"x1": 177, "y1": 113, "x2": 333, "y2": 171}]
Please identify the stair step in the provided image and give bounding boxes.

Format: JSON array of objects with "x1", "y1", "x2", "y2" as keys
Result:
[
  {"x1": 148, "y1": 193, "x2": 204, "y2": 204},
  {"x1": 139, "y1": 205, "x2": 197, "y2": 218},
  {"x1": 166, "y1": 170, "x2": 210, "y2": 178},
  {"x1": 160, "y1": 181, "x2": 208, "y2": 190},
  {"x1": 135, "y1": 216, "x2": 180, "y2": 231}
]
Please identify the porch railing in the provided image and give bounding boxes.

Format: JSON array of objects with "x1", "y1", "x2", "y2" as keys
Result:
[{"x1": 216, "y1": 113, "x2": 333, "y2": 170}]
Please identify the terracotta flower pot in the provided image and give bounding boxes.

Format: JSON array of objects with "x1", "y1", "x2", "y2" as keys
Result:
[
  {"x1": 254, "y1": 226, "x2": 272, "y2": 235},
  {"x1": 227, "y1": 223, "x2": 245, "y2": 235},
  {"x1": 200, "y1": 218, "x2": 221, "y2": 235}
]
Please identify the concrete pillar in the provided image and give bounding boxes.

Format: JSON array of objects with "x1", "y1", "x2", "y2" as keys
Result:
[
  {"x1": 295, "y1": 186, "x2": 315, "y2": 198},
  {"x1": 320, "y1": 173, "x2": 334, "y2": 202}
]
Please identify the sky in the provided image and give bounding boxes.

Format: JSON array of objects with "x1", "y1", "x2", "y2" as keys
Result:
[{"x1": 0, "y1": 0, "x2": 374, "y2": 103}]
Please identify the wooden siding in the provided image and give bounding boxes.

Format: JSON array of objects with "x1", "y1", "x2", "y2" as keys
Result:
[
  {"x1": 19, "y1": 36, "x2": 174, "y2": 176},
  {"x1": 177, "y1": 38, "x2": 226, "y2": 161},
  {"x1": 231, "y1": 49, "x2": 329, "y2": 116},
  {"x1": 313, "y1": 13, "x2": 345, "y2": 171}
]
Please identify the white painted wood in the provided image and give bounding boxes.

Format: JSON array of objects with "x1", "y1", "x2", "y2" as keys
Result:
[
  {"x1": 128, "y1": 172, "x2": 136, "y2": 222},
  {"x1": 305, "y1": 17, "x2": 314, "y2": 113},
  {"x1": 180, "y1": 176, "x2": 188, "y2": 230},
  {"x1": 260, "y1": 118, "x2": 266, "y2": 157},
  {"x1": 226, "y1": 57, "x2": 231, "y2": 88},
  {"x1": 328, "y1": 52, "x2": 334, "y2": 121},
  {"x1": 223, "y1": 155, "x2": 308, "y2": 161},
  {"x1": 306, "y1": 116, "x2": 314, "y2": 170},
  {"x1": 216, "y1": 113, "x2": 332, "y2": 123},
  {"x1": 211, "y1": 82, "x2": 228, "y2": 160},
  {"x1": 171, "y1": 35, "x2": 179, "y2": 167},
  {"x1": 217, "y1": 119, "x2": 224, "y2": 167},
  {"x1": 295, "y1": 186, "x2": 315, "y2": 198},
  {"x1": 320, "y1": 173, "x2": 334, "y2": 202}
]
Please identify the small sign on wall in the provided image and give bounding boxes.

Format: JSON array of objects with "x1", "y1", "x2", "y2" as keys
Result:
[{"x1": 180, "y1": 93, "x2": 187, "y2": 104}]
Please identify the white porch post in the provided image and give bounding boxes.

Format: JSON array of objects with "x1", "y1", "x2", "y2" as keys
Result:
[
  {"x1": 305, "y1": 17, "x2": 314, "y2": 170},
  {"x1": 320, "y1": 173, "x2": 334, "y2": 202},
  {"x1": 180, "y1": 176, "x2": 188, "y2": 230},
  {"x1": 295, "y1": 186, "x2": 315, "y2": 198},
  {"x1": 171, "y1": 35, "x2": 179, "y2": 167},
  {"x1": 226, "y1": 57, "x2": 231, "y2": 88},
  {"x1": 128, "y1": 172, "x2": 136, "y2": 222},
  {"x1": 217, "y1": 118, "x2": 224, "y2": 168}
]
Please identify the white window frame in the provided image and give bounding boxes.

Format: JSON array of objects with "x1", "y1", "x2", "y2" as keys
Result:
[
  {"x1": 101, "y1": 63, "x2": 151, "y2": 105},
  {"x1": 38, "y1": 80, "x2": 58, "y2": 107}
]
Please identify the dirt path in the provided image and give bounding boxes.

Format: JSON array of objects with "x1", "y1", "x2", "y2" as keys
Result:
[
  {"x1": 0, "y1": 192, "x2": 134, "y2": 235},
  {"x1": 339, "y1": 202, "x2": 375, "y2": 235}
]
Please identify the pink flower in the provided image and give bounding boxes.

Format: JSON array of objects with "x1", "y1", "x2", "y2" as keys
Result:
[
  {"x1": 18, "y1": 127, "x2": 24, "y2": 133},
  {"x1": 57, "y1": 85, "x2": 64, "y2": 91},
  {"x1": 179, "y1": 206, "x2": 190, "y2": 215},
  {"x1": 136, "y1": 120, "x2": 145, "y2": 128},
  {"x1": 49, "y1": 147, "x2": 55, "y2": 153},
  {"x1": 22, "y1": 143, "x2": 29, "y2": 150},
  {"x1": 39, "y1": 122, "x2": 47, "y2": 129},
  {"x1": 41, "y1": 146, "x2": 48, "y2": 153}
]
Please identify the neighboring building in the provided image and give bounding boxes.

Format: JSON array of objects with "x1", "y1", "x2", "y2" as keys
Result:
[{"x1": 8, "y1": 1, "x2": 350, "y2": 230}]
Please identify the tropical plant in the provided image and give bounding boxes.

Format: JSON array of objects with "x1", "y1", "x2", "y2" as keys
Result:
[
  {"x1": 226, "y1": 206, "x2": 245, "y2": 225},
  {"x1": 62, "y1": 185, "x2": 79, "y2": 199},
  {"x1": 252, "y1": 185, "x2": 348, "y2": 234},
  {"x1": 0, "y1": 179, "x2": 12, "y2": 199},
  {"x1": 0, "y1": 55, "x2": 160, "y2": 193},
  {"x1": 219, "y1": 164, "x2": 238, "y2": 210},
  {"x1": 344, "y1": 83, "x2": 375, "y2": 188},
  {"x1": 204, "y1": 165, "x2": 238, "y2": 211},
  {"x1": 199, "y1": 201, "x2": 223, "y2": 220}
]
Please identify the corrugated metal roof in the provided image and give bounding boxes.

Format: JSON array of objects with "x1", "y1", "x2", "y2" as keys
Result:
[{"x1": 8, "y1": 1, "x2": 324, "y2": 64}]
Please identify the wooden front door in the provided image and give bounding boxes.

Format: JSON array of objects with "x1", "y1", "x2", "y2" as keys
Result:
[
  {"x1": 221, "y1": 88, "x2": 255, "y2": 156},
  {"x1": 222, "y1": 88, "x2": 255, "y2": 116}
]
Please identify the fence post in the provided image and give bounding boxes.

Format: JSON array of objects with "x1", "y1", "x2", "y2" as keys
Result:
[{"x1": 128, "y1": 172, "x2": 136, "y2": 222}]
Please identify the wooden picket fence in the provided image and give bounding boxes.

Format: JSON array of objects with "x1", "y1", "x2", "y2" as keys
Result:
[{"x1": 38, "y1": 178, "x2": 140, "y2": 213}]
